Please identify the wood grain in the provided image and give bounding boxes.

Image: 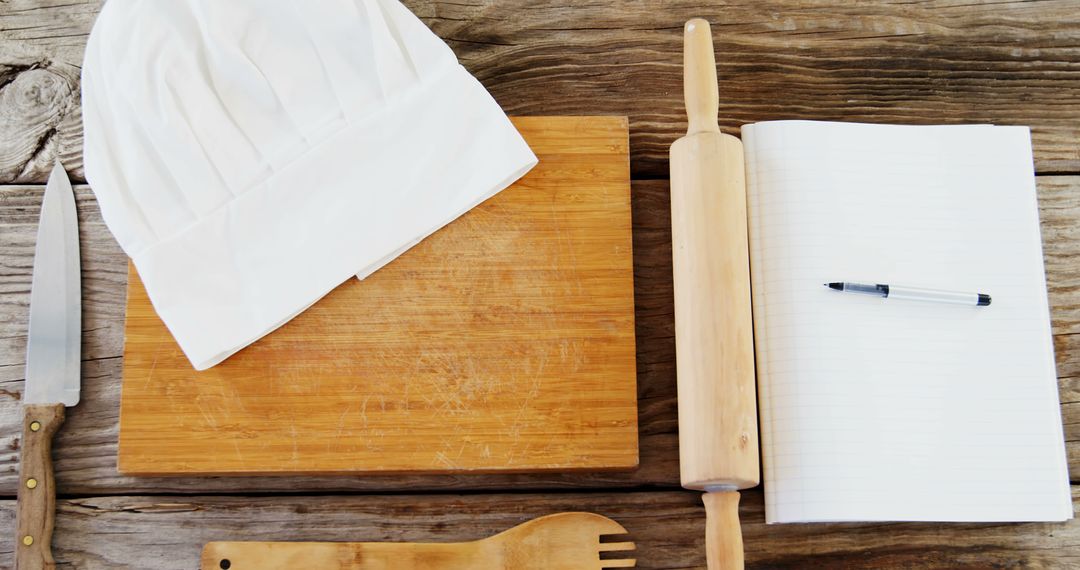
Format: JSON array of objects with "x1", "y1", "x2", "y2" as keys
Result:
[
  {"x1": 117, "y1": 117, "x2": 638, "y2": 476},
  {"x1": 3, "y1": 1, "x2": 1080, "y2": 182},
  {"x1": 0, "y1": 489, "x2": 1074, "y2": 569},
  {"x1": 0, "y1": 176, "x2": 1077, "y2": 493},
  {"x1": 200, "y1": 512, "x2": 636, "y2": 570}
]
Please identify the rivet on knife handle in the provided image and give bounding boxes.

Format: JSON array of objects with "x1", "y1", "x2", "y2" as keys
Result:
[{"x1": 16, "y1": 403, "x2": 65, "y2": 570}]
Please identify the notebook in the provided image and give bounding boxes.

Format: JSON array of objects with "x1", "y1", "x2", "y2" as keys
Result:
[{"x1": 742, "y1": 121, "x2": 1072, "y2": 523}]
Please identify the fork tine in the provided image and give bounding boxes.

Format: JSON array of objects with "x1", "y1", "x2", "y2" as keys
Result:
[
  {"x1": 600, "y1": 559, "x2": 636, "y2": 568},
  {"x1": 598, "y1": 541, "x2": 635, "y2": 552},
  {"x1": 597, "y1": 528, "x2": 630, "y2": 539}
]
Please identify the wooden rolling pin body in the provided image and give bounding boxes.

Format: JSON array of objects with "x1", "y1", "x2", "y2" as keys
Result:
[{"x1": 670, "y1": 18, "x2": 760, "y2": 570}]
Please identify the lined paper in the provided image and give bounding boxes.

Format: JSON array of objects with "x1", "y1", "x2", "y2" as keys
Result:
[{"x1": 743, "y1": 121, "x2": 1072, "y2": 523}]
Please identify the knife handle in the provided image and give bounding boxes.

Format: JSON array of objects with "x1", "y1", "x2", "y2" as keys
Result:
[{"x1": 16, "y1": 403, "x2": 65, "y2": 570}]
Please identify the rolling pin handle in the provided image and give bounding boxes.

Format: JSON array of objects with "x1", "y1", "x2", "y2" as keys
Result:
[
  {"x1": 683, "y1": 19, "x2": 721, "y2": 136},
  {"x1": 703, "y1": 491, "x2": 744, "y2": 570}
]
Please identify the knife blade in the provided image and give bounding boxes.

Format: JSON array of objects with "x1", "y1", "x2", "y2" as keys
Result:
[{"x1": 16, "y1": 160, "x2": 81, "y2": 570}]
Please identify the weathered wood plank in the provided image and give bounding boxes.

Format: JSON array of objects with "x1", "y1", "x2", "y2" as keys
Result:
[
  {"x1": 0, "y1": 177, "x2": 1076, "y2": 495},
  {"x1": 2, "y1": 0, "x2": 1080, "y2": 182},
  {"x1": 0, "y1": 489, "x2": 1077, "y2": 569},
  {"x1": 1042, "y1": 176, "x2": 1080, "y2": 474}
]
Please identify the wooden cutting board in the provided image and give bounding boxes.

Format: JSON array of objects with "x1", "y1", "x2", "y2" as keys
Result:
[{"x1": 118, "y1": 116, "x2": 638, "y2": 475}]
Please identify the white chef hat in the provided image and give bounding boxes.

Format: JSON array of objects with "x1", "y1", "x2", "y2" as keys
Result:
[{"x1": 81, "y1": 0, "x2": 537, "y2": 370}]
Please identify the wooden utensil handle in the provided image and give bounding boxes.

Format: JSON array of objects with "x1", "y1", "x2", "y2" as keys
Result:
[
  {"x1": 683, "y1": 18, "x2": 720, "y2": 135},
  {"x1": 704, "y1": 491, "x2": 744, "y2": 570},
  {"x1": 15, "y1": 403, "x2": 65, "y2": 570},
  {"x1": 202, "y1": 541, "x2": 478, "y2": 570}
]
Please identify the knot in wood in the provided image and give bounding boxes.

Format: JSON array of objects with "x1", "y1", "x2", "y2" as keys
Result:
[{"x1": 4, "y1": 68, "x2": 70, "y2": 112}]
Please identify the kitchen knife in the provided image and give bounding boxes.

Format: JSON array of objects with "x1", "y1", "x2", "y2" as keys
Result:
[{"x1": 16, "y1": 161, "x2": 81, "y2": 570}]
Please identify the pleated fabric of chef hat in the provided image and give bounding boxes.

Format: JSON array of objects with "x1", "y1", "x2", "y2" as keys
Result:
[{"x1": 81, "y1": 0, "x2": 538, "y2": 370}]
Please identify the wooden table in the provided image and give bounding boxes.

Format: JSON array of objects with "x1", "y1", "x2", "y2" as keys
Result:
[{"x1": 1, "y1": 1, "x2": 1078, "y2": 568}]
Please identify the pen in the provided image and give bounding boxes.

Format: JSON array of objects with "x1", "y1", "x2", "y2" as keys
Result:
[{"x1": 825, "y1": 282, "x2": 991, "y2": 307}]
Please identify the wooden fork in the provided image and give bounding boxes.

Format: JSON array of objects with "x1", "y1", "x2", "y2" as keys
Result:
[{"x1": 200, "y1": 512, "x2": 636, "y2": 570}]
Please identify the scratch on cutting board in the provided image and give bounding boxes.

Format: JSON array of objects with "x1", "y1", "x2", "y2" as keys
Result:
[
  {"x1": 548, "y1": 197, "x2": 583, "y2": 295},
  {"x1": 358, "y1": 396, "x2": 370, "y2": 427},
  {"x1": 434, "y1": 450, "x2": 457, "y2": 469},
  {"x1": 143, "y1": 349, "x2": 161, "y2": 391},
  {"x1": 231, "y1": 440, "x2": 245, "y2": 464},
  {"x1": 532, "y1": 349, "x2": 549, "y2": 379},
  {"x1": 289, "y1": 425, "x2": 299, "y2": 463},
  {"x1": 195, "y1": 396, "x2": 219, "y2": 430},
  {"x1": 506, "y1": 352, "x2": 547, "y2": 439},
  {"x1": 559, "y1": 339, "x2": 586, "y2": 374},
  {"x1": 338, "y1": 403, "x2": 356, "y2": 436},
  {"x1": 227, "y1": 383, "x2": 248, "y2": 414},
  {"x1": 142, "y1": 333, "x2": 173, "y2": 391}
]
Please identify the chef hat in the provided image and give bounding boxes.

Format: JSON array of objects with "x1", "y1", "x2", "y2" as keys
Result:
[{"x1": 82, "y1": 0, "x2": 537, "y2": 370}]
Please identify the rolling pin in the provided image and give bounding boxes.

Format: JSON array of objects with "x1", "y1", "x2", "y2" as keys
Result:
[{"x1": 669, "y1": 18, "x2": 760, "y2": 570}]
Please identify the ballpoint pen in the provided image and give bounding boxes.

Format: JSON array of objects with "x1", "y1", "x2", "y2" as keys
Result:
[{"x1": 825, "y1": 281, "x2": 991, "y2": 307}]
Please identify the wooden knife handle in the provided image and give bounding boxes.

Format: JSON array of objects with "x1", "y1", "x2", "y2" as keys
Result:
[
  {"x1": 15, "y1": 403, "x2": 65, "y2": 570},
  {"x1": 704, "y1": 491, "x2": 744, "y2": 570},
  {"x1": 683, "y1": 18, "x2": 721, "y2": 135}
]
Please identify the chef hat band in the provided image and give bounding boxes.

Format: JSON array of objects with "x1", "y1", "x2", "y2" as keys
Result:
[{"x1": 82, "y1": 0, "x2": 537, "y2": 369}]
